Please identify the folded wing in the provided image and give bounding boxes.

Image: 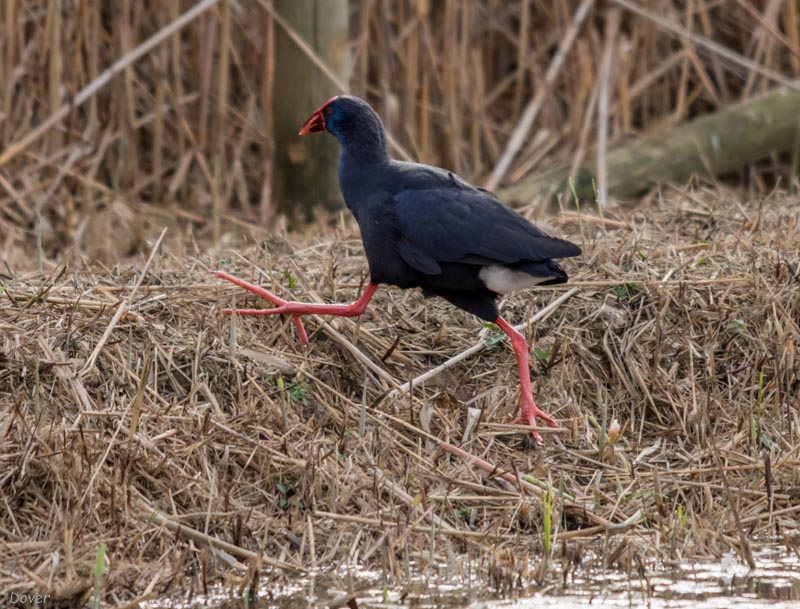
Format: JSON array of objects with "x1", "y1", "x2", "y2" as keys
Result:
[{"x1": 393, "y1": 188, "x2": 581, "y2": 275}]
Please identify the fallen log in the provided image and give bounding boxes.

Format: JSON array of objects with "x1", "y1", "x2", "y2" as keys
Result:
[{"x1": 500, "y1": 81, "x2": 800, "y2": 205}]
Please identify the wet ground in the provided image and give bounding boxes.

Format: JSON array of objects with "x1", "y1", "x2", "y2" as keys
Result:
[{"x1": 143, "y1": 543, "x2": 800, "y2": 609}]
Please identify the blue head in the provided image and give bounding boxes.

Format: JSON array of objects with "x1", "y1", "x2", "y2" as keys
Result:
[{"x1": 299, "y1": 95, "x2": 388, "y2": 164}]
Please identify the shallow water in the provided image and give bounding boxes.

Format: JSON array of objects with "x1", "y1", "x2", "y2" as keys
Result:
[
  {"x1": 143, "y1": 543, "x2": 800, "y2": 609},
  {"x1": 492, "y1": 545, "x2": 800, "y2": 609}
]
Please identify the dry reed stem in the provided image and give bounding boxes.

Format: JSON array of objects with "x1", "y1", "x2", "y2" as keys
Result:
[
  {"x1": 596, "y1": 9, "x2": 620, "y2": 209},
  {"x1": 485, "y1": 0, "x2": 594, "y2": 191},
  {"x1": 611, "y1": 0, "x2": 800, "y2": 91},
  {"x1": 0, "y1": 0, "x2": 224, "y2": 168}
]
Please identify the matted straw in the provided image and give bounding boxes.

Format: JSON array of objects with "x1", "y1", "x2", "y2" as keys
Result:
[{"x1": 2, "y1": 187, "x2": 799, "y2": 604}]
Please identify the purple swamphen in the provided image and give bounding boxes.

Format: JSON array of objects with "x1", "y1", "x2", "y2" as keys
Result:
[{"x1": 217, "y1": 96, "x2": 581, "y2": 440}]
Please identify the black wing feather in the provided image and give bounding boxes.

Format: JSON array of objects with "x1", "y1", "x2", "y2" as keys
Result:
[
  {"x1": 393, "y1": 189, "x2": 580, "y2": 274},
  {"x1": 395, "y1": 238, "x2": 442, "y2": 275}
]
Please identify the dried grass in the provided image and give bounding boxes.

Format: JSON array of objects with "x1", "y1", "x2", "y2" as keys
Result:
[{"x1": 2, "y1": 186, "x2": 799, "y2": 605}]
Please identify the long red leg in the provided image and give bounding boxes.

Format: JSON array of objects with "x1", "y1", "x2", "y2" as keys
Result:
[
  {"x1": 495, "y1": 316, "x2": 558, "y2": 441},
  {"x1": 216, "y1": 271, "x2": 378, "y2": 345}
]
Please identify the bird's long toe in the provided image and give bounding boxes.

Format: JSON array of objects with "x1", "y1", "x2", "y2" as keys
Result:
[
  {"x1": 511, "y1": 398, "x2": 558, "y2": 442},
  {"x1": 221, "y1": 306, "x2": 286, "y2": 316},
  {"x1": 217, "y1": 270, "x2": 311, "y2": 344},
  {"x1": 221, "y1": 306, "x2": 310, "y2": 345},
  {"x1": 216, "y1": 271, "x2": 289, "y2": 306},
  {"x1": 291, "y1": 315, "x2": 309, "y2": 344}
]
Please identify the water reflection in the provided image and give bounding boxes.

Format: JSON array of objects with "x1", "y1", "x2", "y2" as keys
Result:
[
  {"x1": 749, "y1": 576, "x2": 800, "y2": 602},
  {"x1": 142, "y1": 543, "x2": 800, "y2": 609},
  {"x1": 520, "y1": 544, "x2": 800, "y2": 609}
]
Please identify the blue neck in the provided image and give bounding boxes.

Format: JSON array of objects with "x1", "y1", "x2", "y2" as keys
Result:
[
  {"x1": 332, "y1": 121, "x2": 389, "y2": 166},
  {"x1": 334, "y1": 130, "x2": 391, "y2": 210}
]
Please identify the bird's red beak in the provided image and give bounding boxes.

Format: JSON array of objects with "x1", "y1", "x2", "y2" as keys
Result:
[{"x1": 298, "y1": 96, "x2": 338, "y2": 135}]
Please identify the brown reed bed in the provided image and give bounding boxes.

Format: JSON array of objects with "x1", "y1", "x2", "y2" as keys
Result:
[
  {"x1": 2, "y1": 1, "x2": 799, "y2": 264},
  {"x1": 1, "y1": 186, "x2": 799, "y2": 606}
]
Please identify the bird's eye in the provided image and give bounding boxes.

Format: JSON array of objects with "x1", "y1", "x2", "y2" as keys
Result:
[{"x1": 326, "y1": 106, "x2": 334, "y2": 115}]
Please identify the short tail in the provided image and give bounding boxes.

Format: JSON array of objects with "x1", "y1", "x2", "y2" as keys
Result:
[{"x1": 513, "y1": 259, "x2": 570, "y2": 285}]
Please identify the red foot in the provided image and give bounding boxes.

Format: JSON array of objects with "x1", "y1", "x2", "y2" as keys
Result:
[
  {"x1": 216, "y1": 271, "x2": 310, "y2": 343},
  {"x1": 510, "y1": 396, "x2": 558, "y2": 443},
  {"x1": 495, "y1": 316, "x2": 559, "y2": 443},
  {"x1": 216, "y1": 271, "x2": 377, "y2": 345}
]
